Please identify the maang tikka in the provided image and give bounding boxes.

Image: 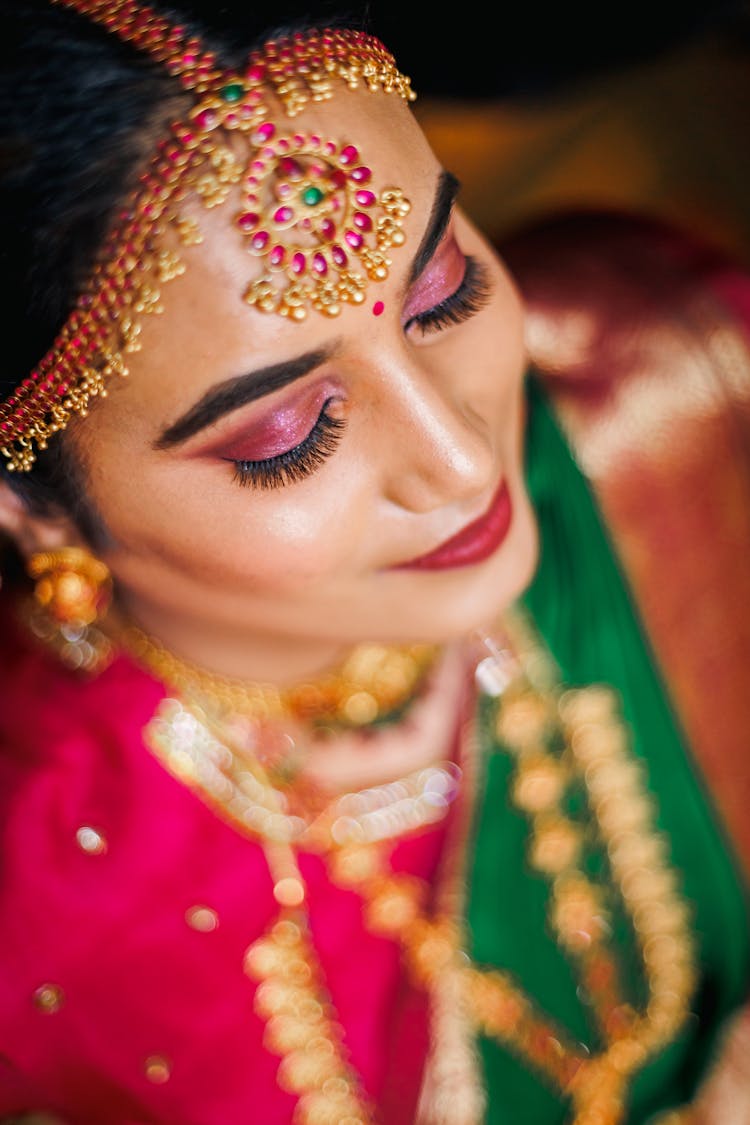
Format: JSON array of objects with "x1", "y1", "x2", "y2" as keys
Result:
[{"x1": 0, "y1": 0, "x2": 416, "y2": 472}]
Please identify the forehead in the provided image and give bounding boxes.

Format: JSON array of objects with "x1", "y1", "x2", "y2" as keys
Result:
[
  {"x1": 1, "y1": 26, "x2": 438, "y2": 473},
  {"x1": 126, "y1": 88, "x2": 440, "y2": 383}
]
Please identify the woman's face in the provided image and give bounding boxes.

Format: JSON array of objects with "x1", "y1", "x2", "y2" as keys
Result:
[{"x1": 71, "y1": 84, "x2": 538, "y2": 680}]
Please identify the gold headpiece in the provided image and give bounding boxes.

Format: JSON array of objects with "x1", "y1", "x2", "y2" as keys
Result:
[{"x1": 0, "y1": 0, "x2": 416, "y2": 471}]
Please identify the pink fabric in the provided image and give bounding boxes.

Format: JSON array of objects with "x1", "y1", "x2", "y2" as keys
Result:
[{"x1": 0, "y1": 602, "x2": 441, "y2": 1123}]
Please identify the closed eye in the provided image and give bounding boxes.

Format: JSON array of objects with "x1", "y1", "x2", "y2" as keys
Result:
[
  {"x1": 227, "y1": 402, "x2": 345, "y2": 489},
  {"x1": 405, "y1": 256, "x2": 493, "y2": 336}
]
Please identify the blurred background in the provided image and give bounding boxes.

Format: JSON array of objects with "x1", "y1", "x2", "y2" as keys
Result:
[{"x1": 361, "y1": 0, "x2": 750, "y2": 261}]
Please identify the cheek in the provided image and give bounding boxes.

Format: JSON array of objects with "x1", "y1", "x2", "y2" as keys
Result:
[{"x1": 91, "y1": 449, "x2": 365, "y2": 591}]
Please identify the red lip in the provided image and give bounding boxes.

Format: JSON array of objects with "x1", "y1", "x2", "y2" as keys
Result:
[{"x1": 394, "y1": 480, "x2": 512, "y2": 571}]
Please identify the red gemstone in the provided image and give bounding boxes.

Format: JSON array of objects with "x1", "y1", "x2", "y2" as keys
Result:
[
  {"x1": 280, "y1": 157, "x2": 303, "y2": 178},
  {"x1": 320, "y1": 219, "x2": 336, "y2": 239},
  {"x1": 353, "y1": 211, "x2": 372, "y2": 231},
  {"x1": 273, "y1": 206, "x2": 294, "y2": 224},
  {"x1": 330, "y1": 170, "x2": 347, "y2": 189},
  {"x1": 340, "y1": 144, "x2": 359, "y2": 165},
  {"x1": 312, "y1": 253, "x2": 328, "y2": 275},
  {"x1": 330, "y1": 245, "x2": 348, "y2": 268},
  {"x1": 251, "y1": 231, "x2": 270, "y2": 251},
  {"x1": 355, "y1": 189, "x2": 376, "y2": 207},
  {"x1": 291, "y1": 252, "x2": 307, "y2": 275},
  {"x1": 254, "y1": 122, "x2": 276, "y2": 142},
  {"x1": 238, "y1": 212, "x2": 259, "y2": 231},
  {"x1": 345, "y1": 230, "x2": 363, "y2": 249},
  {"x1": 269, "y1": 245, "x2": 286, "y2": 267},
  {"x1": 351, "y1": 166, "x2": 372, "y2": 183},
  {"x1": 246, "y1": 64, "x2": 265, "y2": 82},
  {"x1": 194, "y1": 109, "x2": 218, "y2": 131}
]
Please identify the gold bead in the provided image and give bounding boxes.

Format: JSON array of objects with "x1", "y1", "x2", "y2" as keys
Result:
[
  {"x1": 559, "y1": 685, "x2": 618, "y2": 727},
  {"x1": 529, "y1": 818, "x2": 581, "y2": 874},
  {"x1": 496, "y1": 692, "x2": 551, "y2": 749},
  {"x1": 276, "y1": 1044, "x2": 340, "y2": 1093},
  {"x1": 75, "y1": 825, "x2": 108, "y2": 855},
  {"x1": 329, "y1": 846, "x2": 381, "y2": 886},
  {"x1": 512, "y1": 757, "x2": 566, "y2": 813},
  {"x1": 144, "y1": 1054, "x2": 171, "y2": 1083},
  {"x1": 243, "y1": 939, "x2": 287, "y2": 980},
  {"x1": 33, "y1": 983, "x2": 64, "y2": 1014},
  {"x1": 266, "y1": 1014, "x2": 323, "y2": 1053},
  {"x1": 273, "y1": 877, "x2": 306, "y2": 908},
  {"x1": 185, "y1": 905, "x2": 219, "y2": 932},
  {"x1": 340, "y1": 691, "x2": 378, "y2": 725},
  {"x1": 271, "y1": 919, "x2": 303, "y2": 946},
  {"x1": 365, "y1": 878, "x2": 422, "y2": 935}
]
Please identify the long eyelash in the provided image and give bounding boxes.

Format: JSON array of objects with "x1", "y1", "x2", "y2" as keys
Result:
[
  {"x1": 230, "y1": 408, "x2": 345, "y2": 490},
  {"x1": 410, "y1": 256, "x2": 493, "y2": 335}
]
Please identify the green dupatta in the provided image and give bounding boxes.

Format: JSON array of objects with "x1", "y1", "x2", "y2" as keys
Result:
[{"x1": 467, "y1": 372, "x2": 750, "y2": 1123}]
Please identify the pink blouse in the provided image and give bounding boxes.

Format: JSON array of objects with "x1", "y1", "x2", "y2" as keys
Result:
[{"x1": 0, "y1": 604, "x2": 444, "y2": 1123}]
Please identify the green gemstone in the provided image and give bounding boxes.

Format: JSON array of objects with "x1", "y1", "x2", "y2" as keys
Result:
[
  {"x1": 219, "y1": 82, "x2": 245, "y2": 103},
  {"x1": 301, "y1": 186, "x2": 325, "y2": 207}
]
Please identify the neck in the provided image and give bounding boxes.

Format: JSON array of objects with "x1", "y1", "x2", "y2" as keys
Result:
[
  {"x1": 112, "y1": 593, "x2": 365, "y2": 686},
  {"x1": 107, "y1": 597, "x2": 444, "y2": 738}
]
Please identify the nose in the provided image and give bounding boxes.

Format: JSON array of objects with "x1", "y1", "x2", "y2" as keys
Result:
[{"x1": 378, "y1": 352, "x2": 496, "y2": 513}]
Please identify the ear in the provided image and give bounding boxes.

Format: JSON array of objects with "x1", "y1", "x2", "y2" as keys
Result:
[{"x1": 0, "y1": 480, "x2": 87, "y2": 565}]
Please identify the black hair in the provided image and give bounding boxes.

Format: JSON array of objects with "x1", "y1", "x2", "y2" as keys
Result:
[{"x1": 0, "y1": 0, "x2": 367, "y2": 541}]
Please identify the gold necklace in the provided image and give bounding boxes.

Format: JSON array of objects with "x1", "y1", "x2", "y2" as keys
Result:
[
  {"x1": 145, "y1": 676, "x2": 467, "y2": 1123},
  {"x1": 398, "y1": 611, "x2": 697, "y2": 1124},
  {"x1": 143, "y1": 609, "x2": 697, "y2": 1125},
  {"x1": 117, "y1": 618, "x2": 439, "y2": 729}
]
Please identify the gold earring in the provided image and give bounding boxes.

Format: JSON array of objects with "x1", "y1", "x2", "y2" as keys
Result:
[{"x1": 25, "y1": 547, "x2": 113, "y2": 673}]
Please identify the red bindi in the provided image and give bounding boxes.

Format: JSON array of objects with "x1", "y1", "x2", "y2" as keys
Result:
[{"x1": 372, "y1": 300, "x2": 385, "y2": 316}]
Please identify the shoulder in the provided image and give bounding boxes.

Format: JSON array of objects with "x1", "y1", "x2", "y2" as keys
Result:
[
  {"x1": 500, "y1": 208, "x2": 750, "y2": 882},
  {"x1": 0, "y1": 592, "x2": 166, "y2": 808}
]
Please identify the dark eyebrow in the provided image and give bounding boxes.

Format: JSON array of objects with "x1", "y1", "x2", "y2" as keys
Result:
[
  {"x1": 407, "y1": 169, "x2": 460, "y2": 288},
  {"x1": 154, "y1": 169, "x2": 461, "y2": 450},
  {"x1": 154, "y1": 346, "x2": 335, "y2": 449}
]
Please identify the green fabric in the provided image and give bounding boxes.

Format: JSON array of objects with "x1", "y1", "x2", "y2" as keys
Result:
[{"x1": 467, "y1": 372, "x2": 750, "y2": 1123}]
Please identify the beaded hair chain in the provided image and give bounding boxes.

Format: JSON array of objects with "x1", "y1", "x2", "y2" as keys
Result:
[{"x1": 0, "y1": 0, "x2": 416, "y2": 471}]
